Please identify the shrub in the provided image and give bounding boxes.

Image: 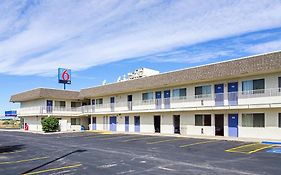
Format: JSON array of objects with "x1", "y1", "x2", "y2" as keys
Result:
[
  {"x1": 2, "y1": 120, "x2": 10, "y2": 125},
  {"x1": 41, "y1": 116, "x2": 59, "y2": 132}
]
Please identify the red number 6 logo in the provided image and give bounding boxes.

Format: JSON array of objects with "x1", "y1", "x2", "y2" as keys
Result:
[{"x1": 62, "y1": 70, "x2": 70, "y2": 81}]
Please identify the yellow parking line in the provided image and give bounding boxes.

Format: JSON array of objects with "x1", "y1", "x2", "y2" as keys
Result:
[
  {"x1": 0, "y1": 156, "x2": 48, "y2": 165},
  {"x1": 225, "y1": 143, "x2": 257, "y2": 152},
  {"x1": 122, "y1": 136, "x2": 156, "y2": 142},
  {"x1": 248, "y1": 145, "x2": 275, "y2": 154},
  {"x1": 180, "y1": 140, "x2": 217, "y2": 148},
  {"x1": 225, "y1": 143, "x2": 274, "y2": 154},
  {"x1": 146, "y1": 138, "x2": 183, "y2": 145},
  {"x1": 83, "y1": 134, "x2": 114, "y2": 138},
  {"x1": 22, "y1": 163, "x2": 82, "y2": 175},
  {"x1": 0, "y1": 150, "x2": 26, "y2": 155}
]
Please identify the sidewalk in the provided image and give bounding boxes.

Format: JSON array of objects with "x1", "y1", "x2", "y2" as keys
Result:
[
  {"x1": 0, "y1": 128, "x2": 82, "y2": 135},
  {"x1": 1, "y1": 128, "x2": 281, "y2": 144},
  {"x1": 112, "y1": 131, "x2": 281, "y2": 144}
]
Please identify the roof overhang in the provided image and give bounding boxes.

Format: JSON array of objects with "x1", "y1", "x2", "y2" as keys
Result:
[{"x1": 10, "y1": 88, "x2": 80, "y2": 102}]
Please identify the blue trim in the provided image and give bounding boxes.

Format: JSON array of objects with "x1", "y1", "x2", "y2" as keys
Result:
[
  {"x1": 262, "y1": 141, "x2": 281, "y2": 145},
  {"x1": 267, "y1": 148, "x2": 281, "y2": 154}
]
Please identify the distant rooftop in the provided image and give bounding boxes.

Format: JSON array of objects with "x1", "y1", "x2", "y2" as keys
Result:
[{"x1": 10, "y1": 88, "x2": 80, "y2": 102}]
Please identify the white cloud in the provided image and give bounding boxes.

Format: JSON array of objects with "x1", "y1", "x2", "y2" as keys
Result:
[
  {"x1": 247, "y1": 39, "x2": 281, "y2": 54},
  {"x1": 0, "y1": 0, "x2": 281, "y2": 76}
]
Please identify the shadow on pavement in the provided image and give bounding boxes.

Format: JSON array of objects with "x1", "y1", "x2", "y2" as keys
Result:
[
  {"x1": 22, "y1": 149, "x2": 87, "y2": 174},
  {"x1": 0, "y1": 144, "x2": 25, "y2": 153}
]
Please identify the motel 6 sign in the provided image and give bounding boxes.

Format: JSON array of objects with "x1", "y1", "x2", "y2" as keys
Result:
[{"x1": 58, "y1": 68, "x2": 71, "y2": 84}]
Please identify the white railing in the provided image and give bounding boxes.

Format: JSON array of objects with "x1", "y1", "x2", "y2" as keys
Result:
[
  {"x1": 17, "y1": 88, "x2": 281, "y2": 115},
  {"x1": 17, "y1": 106, "x2": 81, "y2": 115}
]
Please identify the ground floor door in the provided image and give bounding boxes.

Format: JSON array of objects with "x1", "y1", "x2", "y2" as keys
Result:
[
  {"x1": 110, "y1": 116, "x2": 117, "y2": 131},
  {"x1": 228, "y1": 114, "x2": 238, "y2": 137},
  {"x1": 215, "y1": 114, "x2": 224, "y2": 136},
  {"x1": 125, "y1": 116, "x2": 129, "y2": 132},
  {"x1": 92, "y1": 117, "x2": 97, "y2": 130},
  {"x1": 59, "y1": 119, "x2": 68, "y2": 131},
  {"x1": 154, "y1": 115, "x2": 161, "y2": 133},
  {"x1": 134, "y1": 116, "x2": 140, "y2": 132},
  {"x1": 173, "y1": 115, "x2": 180, "y2": 134},
  {"x1": 20, "y1": 117, "x2": 24, "y2": 129}
]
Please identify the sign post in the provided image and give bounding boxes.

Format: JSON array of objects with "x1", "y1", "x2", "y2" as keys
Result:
[{"x1": 58, "y1": 68, "x2": 71, "y2": 90}]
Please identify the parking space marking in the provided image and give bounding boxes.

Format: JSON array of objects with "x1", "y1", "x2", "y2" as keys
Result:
[
  {"x1": 57, "y1": 132, "x2": 112, "y2": 138},
  {"x1": 225, "y1": 143, "x2": 275, "y2": 154},
  {"x1": 180, "y1": 140, "x2": 218, "y2": 148},
  {"x1": 99, "y1": 135, "x2": 138, "y2": 140},
  {"x1": 122, "y1": 136, "x2": 157, "y2": 142},
  {"x1": 0, "y1": 156, "x2": 48, "y2": 165},
  {"x1": 146, "y1": 138, "x2": 184, "y2": 145},
  {"x1": 83, "y1": 134, "x2": 114, "y2": 138},
  {"x1": 22, "y1": 163, "x2": 82, "y2": 175},
  {"x1": 0, "y1": 150, "x2": 26, "y2": 155}
]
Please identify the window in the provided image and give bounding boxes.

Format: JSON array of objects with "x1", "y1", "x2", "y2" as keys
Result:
[
  {"x1": 279, "y1": 113, "x2": 281, "y2": 128},
  {"x1": 71, "y1": 118, "x2": 81, "y2": 125},
  {"x1": 142, "y1": 92, "x2": 153, "y2": 101},
  {"x1": 242, "y1": 79, "x2": 265, "y2": 94},
  {"x1": 242, "y1": 113, "x2": 265, "y2": 127},
  {"x1": 91, "y1": 99, "x2": 95, "y2": 105},
  {"x1": 195, "y1": 115, "x2": 211, "y2": 126},
  {"x1": 55, "y1": 101, "x2": 66, "y2": 107},
  {"x1": 81, "y1": 99, "x2": 90, "y2": 106},
  {"x1": 173, "y1": 88, "x2": 186, "y2": 99},
  {"x1": 71, "y1": 102, "x2": 81, "y2": 108},
  {"x1": 96, "y1": 98, "x2": 103, "y2": 105},
  {"x1": 195, "y1": 85, "x2": 211, "y2": 98}
]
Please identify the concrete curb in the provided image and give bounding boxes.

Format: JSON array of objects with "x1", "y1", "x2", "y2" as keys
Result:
[
  {"x1": 0, "y1": 129, "x2": 83, "y2": 135},
  {"x1": 2, "y1": 129, "x2": 281, "y2": 143}
]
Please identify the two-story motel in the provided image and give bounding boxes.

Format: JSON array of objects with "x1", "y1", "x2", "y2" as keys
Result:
[{"x1": 10, "y1": 51, "x2": 281, "y2": 140}]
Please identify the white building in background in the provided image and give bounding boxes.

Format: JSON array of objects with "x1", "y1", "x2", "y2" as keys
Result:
[
  {"x1": 128, "y1": 68, "x2": 159, "y2": 80},
  {"x1": 10, "y1": 51, "x2": 281, "y2": 140}
]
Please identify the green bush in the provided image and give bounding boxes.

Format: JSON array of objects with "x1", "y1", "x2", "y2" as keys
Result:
[
  {"x1": 41, "y1": 116, "x2": 59, "y2": 132},
  {"x1": 2, "y1": 120, "x2": 10, "y2": 125}
]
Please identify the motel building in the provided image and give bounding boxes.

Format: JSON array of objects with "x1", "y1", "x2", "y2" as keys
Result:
[{"x1": 10, "y1": 51, "x2": 281, "y2": 140}]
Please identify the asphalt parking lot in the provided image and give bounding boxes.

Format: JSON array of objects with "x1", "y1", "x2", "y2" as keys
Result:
[{"x1": 0, "y1": 131, "x2": 281, "y2": 175}]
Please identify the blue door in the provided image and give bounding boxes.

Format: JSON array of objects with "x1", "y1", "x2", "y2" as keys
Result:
[
  {"x1": 125, "y1": 116, "x2": 129, "y2": 132},
  {"x1": 134, "y1": 116, "x2": 140, "y2": 132},
  {"x1": 110, "y1": 116, "x2": 117, "y2": 131},
  {"x1": 215, "y1": 84, "x2": 224, "y2": 106},
  {"x1": 92, "y1": 117, "x2": 97, "y2": 130},
  {"x1": 228, "y1": 114, "x2": 238, "y2": 137},
  {"x1": 228, "y1": 82, "x2": 238, "y2": 106},
  {"x1": 164, "y1": 90, "x2": 170, "y2": 109},
  {"x1": 47, "y1": 100, "x2": 53, "y2": 113},
  {"x1": 155, "y1": 91, "x2": 162, "y2": 109}
]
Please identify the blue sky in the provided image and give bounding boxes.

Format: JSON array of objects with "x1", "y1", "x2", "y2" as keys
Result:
[{"x1": 1, "y1": 0, "x2": 281, "y2": 115}]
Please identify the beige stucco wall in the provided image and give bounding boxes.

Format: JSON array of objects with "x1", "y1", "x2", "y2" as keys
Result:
[{"x1": 88, "y1": 108, "x2": 281, "y2": 140}]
